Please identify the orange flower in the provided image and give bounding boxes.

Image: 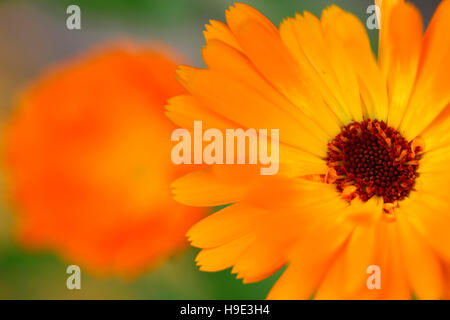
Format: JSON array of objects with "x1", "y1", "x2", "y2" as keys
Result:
[
  {"x1": 4, "y1": 43, "x2": 204, "y2": 276},
  {"x1": 168, "y1": 2, "x2": 450, "y2": 299}
]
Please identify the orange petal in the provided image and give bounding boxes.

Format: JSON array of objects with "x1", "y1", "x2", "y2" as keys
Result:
[
  {"x1": 280, "y1": 12, "x2": 363, "y2": 123},
  {"x1": 226, "y1": 6, "x2": 342, "y2": 139},
  {"x1": 376, "y1": 0, "x2": 404, "y2": 79},
  {"x1": 231, "y1": 230, "x2": 290, "y2": 284},
  {"x1": 342, "y1": 223, "x2": 378, "y2": 296},
  {"x1": 204, "y1": 20, "x2": 242, "y2": 51},
  {"x1": 166, "y1": 92, "x2": 328, "y2": 174},
  {"x1": 195, "y1": 232, "x2": 256, "y2": 272},
  {"x1": 166, "y1": 94, "x2": 238, "y2": 130},
  {"x1": 375, "y1": 221, "x2": 411, "y2": 299},
  {"x1": 176, "y1": 65, "x2": 329, "y2": 157},
  {"x1": 314, "y1": 200, "x2": 383, "y2": 299},
  {"x1": 398, "y1": 191, "x2": 450, "y2": 262},
  {"x1": 321, "y1": 5, "x2": 388, "y2": 121},
  {"x1": 187, "y1": 202, "x2": 265, "y2": 248},
  {"x1": 171, "y1": 166, "x2": 254, "y2": 207},
  {"x1": 384, "y1": 2, "x2": 423, "y2": 131},
  {"x1": 226, "y1": 3, "x2": 279, "y2": 37},
  {"x1": 400, "y1": 0, "x2": 450, "y2": 139},
  {"x1": 397, "y1": 214, "x2": 444, "y2": 299},
  {"x1": 421, "y1": 103, "x2": 450, "y2": 152},
  {"x1": 268, "y1": 220, "x2": 352, "y2": 300}
]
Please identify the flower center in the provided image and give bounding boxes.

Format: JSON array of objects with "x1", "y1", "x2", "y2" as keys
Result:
[{"x1": 326, "y1": 119, "x2": 423, "y2": 204}]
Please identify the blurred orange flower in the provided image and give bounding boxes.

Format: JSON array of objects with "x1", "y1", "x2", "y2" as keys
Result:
[
  {"x1": 168, "y1": 1, "x2": 450, "y2": 299},
  {"x1": 4, "y1": 43, "x2": 204, "y2": 276}
]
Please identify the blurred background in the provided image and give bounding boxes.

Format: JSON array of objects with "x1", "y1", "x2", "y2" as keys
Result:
[{"x1": 0, "y1": 0, "x2": 442, "y2": 299}]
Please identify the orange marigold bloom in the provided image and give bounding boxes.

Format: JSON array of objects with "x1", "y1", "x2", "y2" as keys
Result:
[
  {"x1": 4, "y1": 43, "x2": 204, "y2": 276},
  {"x1": 167, "y1": 1, "x2": 450, "y2": 299}
]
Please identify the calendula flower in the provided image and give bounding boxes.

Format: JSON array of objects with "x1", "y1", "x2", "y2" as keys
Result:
[
  {"x1": 167, "y1": 1, "x2": 450, "y2": 299},
  {"x1": 4, "y1": 43, "x2": 204, "y2": 276}
]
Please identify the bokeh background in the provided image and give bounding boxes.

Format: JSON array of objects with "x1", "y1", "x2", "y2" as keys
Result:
[{"x1": 0, "y1": 0, "x2": 441, "y2": 299}]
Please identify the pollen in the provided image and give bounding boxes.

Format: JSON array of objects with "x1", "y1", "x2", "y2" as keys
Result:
[{"x1": 326, "y1": 119, "x2": 423, "y2": 204}]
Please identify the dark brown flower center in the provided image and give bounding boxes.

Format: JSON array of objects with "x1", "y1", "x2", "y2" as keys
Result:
[{"x1": 326, "y1": 119, "x2": 423, "y2": 204}]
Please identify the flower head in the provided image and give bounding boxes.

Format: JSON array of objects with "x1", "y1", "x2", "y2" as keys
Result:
[
  {"x1": 168, "y1": 1, "x2": 450, "y2": 299},
  {"x1": 4, "y1": 43, "x2": 204, "y2": 276}
]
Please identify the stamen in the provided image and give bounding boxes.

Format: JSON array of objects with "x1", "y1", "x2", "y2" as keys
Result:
[
  {"x1": 325, "y1": 167, "x2": 338, "y2": 184},
  {"x1": 382, "y1": 203, "x2": 397, "y2": 222},
  {"x1": 396, "y1": 150, "x2": 408, "y2": 162},
  {"x1": 411, "y1": 137, "x2": 425, "y2": 158},
  {"x1": 328, "y1": 144, "x2": 341, "y2": 153},
  {"x1": 341, "y1": 185, "x2": 357, "y2": 201}
]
